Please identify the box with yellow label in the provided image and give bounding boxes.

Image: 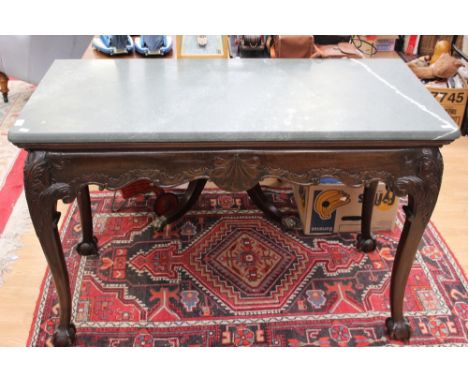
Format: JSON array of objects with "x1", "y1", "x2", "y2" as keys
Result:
[{"x1": 292, "y1": 180, "x2": 398, "y2": 235}]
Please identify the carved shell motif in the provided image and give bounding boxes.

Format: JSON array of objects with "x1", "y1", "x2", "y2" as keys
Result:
[{"x1": 210, "y1": 155, "x2": 262, "y2": 192}]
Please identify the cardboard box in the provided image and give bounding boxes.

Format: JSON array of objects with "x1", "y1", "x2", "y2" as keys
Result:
[
  {"x1": 375, "y1": 39, "x2": 396, "y2": 52},
  {"x1": 426, "y1": 76, "x2": 468, "y2": 127},
  {"x1": 357, "y1": 35, "x2": 398, "y2": 54},
  {"x1": 293, "y1": 179, "x2": 398, "y2": 235}
]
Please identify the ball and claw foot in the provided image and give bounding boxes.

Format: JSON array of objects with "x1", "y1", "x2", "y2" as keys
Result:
[
  {"x1": 386, "y1": 317, "x2": 411, "y2": 342},
  {"x1": 356, "y1": 234, "x2": 377, "y2": 253},
  {"x1": 76, "y1": 236, "x2": 99, "y2": 256},
  {"x1": 281, "y1": 215, "x2": 299, "y2": 230},
  {"x1": 52, "y1": 323, "x2": 77, "y2": 347},
  {"x1": 153, "y1": 215, "x2": 168, "y2": 231}
]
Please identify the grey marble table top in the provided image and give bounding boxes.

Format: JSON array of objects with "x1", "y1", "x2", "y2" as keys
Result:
[{"x1": 8, "y1": 58, "x2": 460, "y2": 146}]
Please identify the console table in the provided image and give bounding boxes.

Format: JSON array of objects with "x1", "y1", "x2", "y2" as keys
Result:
[{"x1": 8, "y1": 59, "x2": 460, "y2": 346}]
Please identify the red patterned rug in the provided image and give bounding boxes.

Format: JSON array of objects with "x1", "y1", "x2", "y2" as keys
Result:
[{"x1": 27, "y1": 188, "x2": 468, "y2": 346}]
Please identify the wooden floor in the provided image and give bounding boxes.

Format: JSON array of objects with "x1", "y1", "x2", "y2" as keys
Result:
[
  {"x1": 432, "y1": 138, "x2": 468, "y2": 271},
  {"x1": 0, "y1": 138, "x2": 467, "y2": 346}
]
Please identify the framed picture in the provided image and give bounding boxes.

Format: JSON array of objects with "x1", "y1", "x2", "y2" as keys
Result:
[{"x1": 176, "y1": 35, "x2": 230, "y2": 59}]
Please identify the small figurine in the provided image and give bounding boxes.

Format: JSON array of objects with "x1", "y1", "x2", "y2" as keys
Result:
[{"x1": 197, "y1": 35, "x2": 208, "y2": 47}]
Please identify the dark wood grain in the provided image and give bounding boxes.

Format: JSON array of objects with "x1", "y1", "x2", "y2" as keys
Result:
[
  {"x1": 247, "y1": 183, "x2": 283, "y2": 223},
  {"x1": 76, "y1": 185, "x2": 98, "y2": 257},
  {"x1": 23, "y1": 152, "x2": 76, "y2": 346},
  {"x1": 356, "y1": 181, "x2": 379, "y2": 252}
]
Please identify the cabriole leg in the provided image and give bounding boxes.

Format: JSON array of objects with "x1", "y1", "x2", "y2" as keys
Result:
[
  {"x1": 76, "y1": 185, "x2": 98, "y2": 256},
  {"x1": 24, "y1": 152, "x2": 76, "y2": 346},
  {"x1": 356, "y1": 181, "x2": 378, "y2": 252},
  {"x1": 386, "y1": 148, "x2": 443, "y2": 342}
]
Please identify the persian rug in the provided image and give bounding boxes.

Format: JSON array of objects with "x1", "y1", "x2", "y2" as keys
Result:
[
  {"x1": 0, "y1": 79, "x2": 33, "y2": 188},
  {"x1": 27, "y1": 188, "x2": 468, "y2": 346}
]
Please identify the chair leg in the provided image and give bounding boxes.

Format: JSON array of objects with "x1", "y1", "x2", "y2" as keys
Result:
[
  {"x1": 247, "y1": 183, "x2": 282, "y2": 222},
  {"x1": 247, "y1": 183, "x2": 298, "y2": 229},
  {"x1": 153, "y1": 179, "x2": 207, "y2": 230},
  {"x1": 0, "y1": 71, "x2": 9, "y2": 103}
]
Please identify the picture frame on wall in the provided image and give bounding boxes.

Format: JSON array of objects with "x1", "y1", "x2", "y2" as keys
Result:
[{"x1": 176, "y1": 35, "x2": 230, "y2": 58}]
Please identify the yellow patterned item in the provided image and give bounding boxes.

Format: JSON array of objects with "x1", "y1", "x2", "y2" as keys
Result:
[{"x1": 313, "y1": 189, "x2": 351, "y2": 220}]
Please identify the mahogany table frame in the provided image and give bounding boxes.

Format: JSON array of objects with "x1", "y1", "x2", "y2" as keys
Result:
[{"x1": 21, "y1": 139, "x2": 446, "y2": 346}]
